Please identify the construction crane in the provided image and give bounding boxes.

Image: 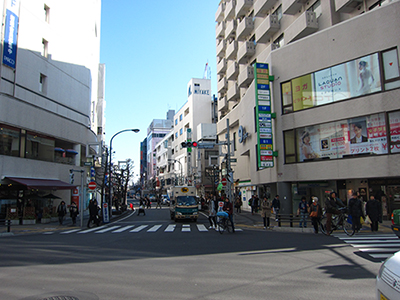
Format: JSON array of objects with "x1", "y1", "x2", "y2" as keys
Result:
[{"x1": 203, "y1": 61, "x2": 211, "y2": 80}]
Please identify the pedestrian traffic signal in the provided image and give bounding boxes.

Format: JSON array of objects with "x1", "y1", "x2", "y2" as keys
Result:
[{"x1": 181, "y1": 141, "x2": 198, "y2": 148}]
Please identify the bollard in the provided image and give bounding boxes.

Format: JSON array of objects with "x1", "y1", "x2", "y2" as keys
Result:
[{"x1": 5, "y1": 219, "x2": 11, "y2": 232}]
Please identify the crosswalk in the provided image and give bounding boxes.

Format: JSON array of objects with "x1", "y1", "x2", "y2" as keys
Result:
[
  {"x1": 333, "y1": 233, "x2": 400, "y2": 260},
  {"x1": 48, "y1": 224, "x2": 242, "y2": 235}
]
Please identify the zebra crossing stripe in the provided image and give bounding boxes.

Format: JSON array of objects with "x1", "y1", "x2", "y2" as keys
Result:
[
  {"x1": 182, "y1": 224, "x2": 190, "y2": 232},
  {"x1": 130, "y1": 225, "x2": 148, "y2": 232},
  {"x1": 78, "y1": 225, "x2": 107, "y2": 234},
  {"x1": 148, "y1": 225, "x2": 162, "y2": 232},
  {"x1": 165, "y1": 225, "x2": 176, "y2": 232},
  {"x1": 95, "y1": 226, "x2": 120, "y2": 233},
  {"x1": 197, "y1": 224, "x2": 208, "y2": 232},
  {"x1": 112, "y1": 225, "x2": 134, "y2": 233},
  {"x1": 61, "y1": 229, "x2": 81, "y2": 234}
]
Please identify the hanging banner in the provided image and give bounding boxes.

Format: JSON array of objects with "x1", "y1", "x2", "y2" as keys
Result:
[
  {"x1": 2, "y1": 0, "x2": 20, "y2": 69},
  {"x1": 254, "y1": 63, "x2": 273, "y2": 168}
]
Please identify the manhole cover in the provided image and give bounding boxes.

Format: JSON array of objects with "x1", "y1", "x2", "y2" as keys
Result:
[{"x1": 19, "y1": 291, "x2": 98, "y2": 300}]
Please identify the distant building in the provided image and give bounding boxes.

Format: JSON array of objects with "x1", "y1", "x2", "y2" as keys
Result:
[
  {"x1": 215, "y1": 0, "x2": 400, "y2": 215},
  {"x1": 0, "y1": 0, "x2": 103, "y2": 218}
]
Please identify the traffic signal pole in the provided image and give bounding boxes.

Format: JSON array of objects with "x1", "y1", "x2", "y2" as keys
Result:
[{"x1": 226, "y1": 118, "x2": 233, "y2": 205}]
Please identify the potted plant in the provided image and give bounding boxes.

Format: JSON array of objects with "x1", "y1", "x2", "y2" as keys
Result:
[
  {"x1": 22, "y1": 207, "x2": 36, "y2": 225},
  {"x1": 41, "y1": 213, "x2": 51, "y2": 224},
  {"x1": 6, "y1": 207, "x2": 20, "y2": 225}
]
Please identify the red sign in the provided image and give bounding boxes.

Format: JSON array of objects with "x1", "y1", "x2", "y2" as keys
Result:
[
  {"x1": 88, "y1": 181, "x2": 96, "y2": 190},
  {"x1": 221, "y1": 178, "x2": 227, "y2": 186}
]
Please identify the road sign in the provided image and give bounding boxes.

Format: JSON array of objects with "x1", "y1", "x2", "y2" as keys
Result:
[
  {"x1": 221, "y1": 178, "x2": 227, "y2": 186},
  {"x1": 197, "y1": 143, "x2": 215, "y2": 149},
  {"x1": 88, "y1": 181, "x2": 96, "y2": 190},
  {"x1": 230, "y1": 158, "x2": 237, "y2": 163}
]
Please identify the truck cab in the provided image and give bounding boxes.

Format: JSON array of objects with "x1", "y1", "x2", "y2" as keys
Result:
[{"x1": 169, "y1": 186, "x2": 198, "y2": 222}]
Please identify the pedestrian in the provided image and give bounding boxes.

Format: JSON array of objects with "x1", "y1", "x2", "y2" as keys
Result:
[
  {"x1": 57, "y1": 201, "x2": 67, "y2": 225},
  {"x1": 272, "y1": 195, "x2": 280, "y2": 221},
  {"x1": 298, "y1": 196, "x2": 309, "y2": 228},
  {"x1": 348, "y1": 191, "x2": 364, "y2": 233},
  {"x1": 146, "y1": 197, "x2": 151, "y2": 209},
  {"x1": 309, "y1": 197, "x2": 322, "y2": 233},
  {"x1": 223, "y1": 197, "x2": 235, "y2": 232},
  {"x1": 69, "y1": 201, "x2": 79, "y2": 225},
  {"x1": 325, "y1": 192, "x2": 345, "y2": 236},
  {"x1": 156, "y1": 196, "x2": 162, "y2": 209},
  {"x1": 235, "y1": 197, "x2": 242, "y2": 213},
  {"x1": 138, "y1": 200, "x2": 146, "y2": 216},
  {"x1": 208, "y1": 196, "x2": 217, "y2": 229},
  {"x1": 261, "y1": 197, "x2": 271, "y2": 229},
  {"x1": 87, "y1": 199, "x2": 100, "y2": 228},
  {"x1": 366, "y1": 195, "x2": 382, "y2": 231},
  {"x1": 251, "y1": 195, "x2": 258, "y2": 215}
]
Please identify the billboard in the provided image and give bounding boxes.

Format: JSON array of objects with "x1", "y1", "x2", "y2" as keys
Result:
[{"x1": 2, "y1": 0, "x2": 20, "y2": 69}]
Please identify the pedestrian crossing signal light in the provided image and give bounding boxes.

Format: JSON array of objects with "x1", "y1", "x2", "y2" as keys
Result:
[{"x1": 181, "y1": 141, "x2": 198, "y2": 148}]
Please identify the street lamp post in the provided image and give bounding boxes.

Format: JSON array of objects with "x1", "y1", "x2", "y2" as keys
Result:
[{"x1": 107, "y1": 129, "x2": 139, "y2": 221}]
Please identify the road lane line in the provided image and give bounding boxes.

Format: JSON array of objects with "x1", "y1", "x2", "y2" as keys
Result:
[
  {"x1": 164, "y1": 225, "x2": 176, "y2": 232},
  {"x1": 130, "y1": 225, "x2": 148, "y2": 232},
  {"x1": 95, "y1": 226, "x2": 121, "y2": 233},
  {"x1": 112, "y1": 225, "x2": 134, "y2": 233},
  {"x1": 78, "y1": 225, "x2": 107, "y2": 234},
  {"x1": 196, "y1": 224, "x2": 208, "y2": 232},
  {"x1": 147, "y1": 225, "x2": 162, "y2": 232}
]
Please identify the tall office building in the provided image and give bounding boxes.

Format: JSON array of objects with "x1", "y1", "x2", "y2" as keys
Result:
[
  {"x1": 215, "y1": 0, "x2": 400, "y2": 216},
  {"x1": 0, "y1": 0, "x2": 103, "y2": 218}
]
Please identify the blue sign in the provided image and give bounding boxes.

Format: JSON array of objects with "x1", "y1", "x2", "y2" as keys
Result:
[
  {"x1": 3, "y1": 9, "x2": 18, "y2": 69},
  {"x1": 257, "y1": 84, "x2": 270, "y2": 90},
  {"x1": 260, "y1": 139, "x2": 272, "y2": 144},
  {"x1": 258, "y1": 106, "x2": 271, "y2": 112}
]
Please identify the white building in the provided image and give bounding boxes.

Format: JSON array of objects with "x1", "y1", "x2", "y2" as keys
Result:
[
  {"x1": 215, "y1": 0, "x2": 400, "y2": 214},
  {"x1": 0, "y1": 0, "x2": 104, "y2": 219}
]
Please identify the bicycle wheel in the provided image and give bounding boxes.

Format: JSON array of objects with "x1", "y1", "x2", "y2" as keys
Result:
[
  {"x1": 320, "y1": 215, "x2": 333, "y2": 236},
  {"x1": 217, "y1": 220, "x2": 225, "y2": 234},
  {"x1": 343, "y1": 214, "x2": 355, "y2": 236},
  {"x1": 225, "y1": 219, "x2": 232, "y2": 233}
]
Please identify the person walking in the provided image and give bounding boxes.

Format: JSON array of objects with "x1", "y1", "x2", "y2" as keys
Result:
[
  {"x1": 69, "y1": 201, "x2": 79, "y2": 225},
  {"x1": 208, "y1": 197, "x2": 217, "y2": 229},
  {"x1": 251, "y1": 195, "x2": 258, "y2": 215},
  {"x1": 57, "y1": 201, "x2": 67, "y2": 225},
  {"x1": 298, "y1": 196, "x2": 309, "y2": 228},
  {"x1": 235, "y1": 197, "x2": 242, "y2": 213},
  {"x1": 87, "y1": 199, "x2": 100, "y2": 228},
  {"x1": 309, "y1": 197, "x2": 322, "y2": 233},
  {"x1": 272, "y1": 195, "x2": 280, "y2": 221},
  {"x1": 156, "y1": 196, "x2": 162, "y2": 209},
  {"x1": 137, "y1": 200, "x2": 146, "y2": 216},
  {"x1": 348, "y1": 191, "x2": 364, "y2": 233},
  {"x1": 366, "y1": 195, "x2": 382, "y2": 231},
  {"x1": 261, "y1": 197, "x2": 272, "y2": 229}
]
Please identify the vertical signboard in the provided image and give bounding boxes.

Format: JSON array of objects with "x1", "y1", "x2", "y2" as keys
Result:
[
  {"x1": 2, "y1": 0, "x2": 20, "y2": 69},
  {"x1": 254, "y1": 63, "x2": 274, "y2": 168}
]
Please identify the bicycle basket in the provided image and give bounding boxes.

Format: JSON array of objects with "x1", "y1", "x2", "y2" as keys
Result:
[{"x1": 216, "y1": 211, "x2": 229, "y2": 218}]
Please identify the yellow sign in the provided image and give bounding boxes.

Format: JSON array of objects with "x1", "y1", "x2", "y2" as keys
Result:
[
  {"x1": 181, "y1": 187, "x2": 189, "y2": 193},
  {"x1": 292, "y1": 74, "x2": 314, "y2": 111}
]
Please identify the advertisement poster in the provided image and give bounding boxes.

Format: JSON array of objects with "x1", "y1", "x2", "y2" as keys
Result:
[
  {"x1": 389, "y1": 111, "x2": 400, "y2": 153},
  {"x1": 292, "y1": 74, "x2": 313, "y2": 111}
]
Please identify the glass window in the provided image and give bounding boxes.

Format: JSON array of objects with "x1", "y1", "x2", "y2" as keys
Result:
[
  {"x1": 179, "y1": 114, "x2": 182, "y2": 121},
  {"x1": 0, "y1": 125, "x2": 20, "y2": 157},
  {"x1": 273, "y1": 34, "x2": 284, "y2": 49},
  {"x1": 179, "y1": 128, "x2": 183, "y2": 136},
  {"x1": 273, "y1": 5, "x2": 282, "y2": 21},
  {"x1": 382, "y1": 48, "x2": 400, "y2": 91},
  {"x1": 25, "y1": 132, "x2": 55, "y2": 162},
  {"x1": 175, "y1": 119, "x2": 178, "y2": 125},
  {"x1": 284, "y1": 130, "x2": 296, "y2": 163},
  {"x1": 308, "y1": 0, "x2": 322, "y2": 18},
  {"x1": 281, "y1": 82, "x2": 293, "y2": 114}
]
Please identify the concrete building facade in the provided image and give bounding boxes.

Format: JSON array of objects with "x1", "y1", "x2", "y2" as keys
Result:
[
  {"x1": 0, "y1": 0, "x2": 104, "y2": 219},
  {"x1": 215, "y1": 0, "x2": 400, "y2": 215}
]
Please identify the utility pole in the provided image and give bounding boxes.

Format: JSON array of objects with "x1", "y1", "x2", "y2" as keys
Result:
[
  {"x1": 226, "y1": 118, "x2": 233, "y2": 204},
  {"x1": 70, "y1": 169, "x2": 84, "y2": 227}
]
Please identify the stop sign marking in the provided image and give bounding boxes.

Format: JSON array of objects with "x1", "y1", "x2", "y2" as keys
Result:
[{"x1": 88, "y1": 181, "x2": 96, "y2": 190}]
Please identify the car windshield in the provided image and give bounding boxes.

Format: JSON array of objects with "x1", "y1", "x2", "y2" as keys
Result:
[{"x1": 176, "y1": 196, "x2": 197, "y2": 206}]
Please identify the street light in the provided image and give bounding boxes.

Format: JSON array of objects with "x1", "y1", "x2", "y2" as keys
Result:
[{"x1": 106, "y1": 129, "x2": 140, "y2": 221}]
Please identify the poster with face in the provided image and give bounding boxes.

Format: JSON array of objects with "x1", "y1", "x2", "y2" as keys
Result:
[
  {"x1": 389, "y1": 111, "x2": 400, "y2": 153},
  {"x1": 366, "y1": 113, "x2": 387, "y2": 154}
]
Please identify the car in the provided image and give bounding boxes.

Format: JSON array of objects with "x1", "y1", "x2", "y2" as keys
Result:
[
  {"x1": 391, "y1": 209, "x2": 400, "y2": 238},
  {"x1": 161, "y1": 195, "x2": 170, "y2": 205},
  {"x1": 376, "y1": 251, "x2": 400, "y2": 300}
]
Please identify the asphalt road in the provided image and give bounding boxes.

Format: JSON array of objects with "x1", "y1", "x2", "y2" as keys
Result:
[{"x1": 0, "y1": 208, "x2": 381, "y2": 300}]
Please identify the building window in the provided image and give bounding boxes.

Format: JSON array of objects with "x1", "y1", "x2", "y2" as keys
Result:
[
  {"x1": 25, "y1": 132, "x2": 55, "y2": 162},
  {"x1": 369, "y1": 0, "x2": 390, "y2": 10},
  {"x1": 179, "y1": 114, "x2": 183, "y2": 121},
  {"x1": 272, "y1": 5, "x2": 283, "y2": 21},
  {"x1": 184, "y1": 108, "x2": 189, "y2": 116},
  {"x1": 389, "y1": 110, "x2": 400, "y2": 154},
  {"x1": 284, "y1": 130, "x2": 296, "y2": 163},
  {"x1": 175, "y1": 132, "x2": 178, "y2": 139},
  {"x1": 308, "y1": 0, "x2": 322, "y2": 18},
  {"x1": 382, "y1": 48, "x2": 400, "y2": 90},
  {"x1": 233, "y1": 132, "x2": 237, "y2": 151},
  {"x1": 175, "y1": 119, "x2": 178, "y2": 125},
  {"x1": 39, "y1": 74, "x2": 47, "y2": 93},
  {"x1": 179, "y1": 128, "x2": 183, "y2": 136},
  {"x1": 273, "y1": 34, "x2": 284, "y2": 49},
  {"x1": 44, "y1": 4, "x2": 50, "y2": 23},
  {"x1": 42, "y1": 39, "x2": 48, "y2": 57},
  {"x1": 0, "y1": 124, "x2": 20, "y2": 157}
]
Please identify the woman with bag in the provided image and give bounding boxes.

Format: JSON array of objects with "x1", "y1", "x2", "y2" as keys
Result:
[
  {"x1": 309, "y1": 197, "x2": 322, "y2": 234},
  {"x1": 261, "y1": 197, "x2": 272, "y2": 229}
]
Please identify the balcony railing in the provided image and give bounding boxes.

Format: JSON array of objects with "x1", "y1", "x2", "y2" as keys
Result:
[
  {"x1": 237, "y1": 41, "x2": 255, "y2": 64},
  {"x1": 226, "y1": 40, "x2": 238, "y2": 60},
  {"x1": 236, "y1": 17, "x2": 254, "y2": 41},
  {"x1": 235, "y1": 0, "x2": 253, "y2": 18},
  {"x1": 227, "y1": 62, "x2": 239, "y2": 80},
  {"x1": 255, "y1": 14, "x2": 280, "y2": 44},
  {"x1": 285, "y1": 11, "x2": 318, "y2": 43},
  {"x1": 282, "y1": 0, "x2": 308, "y2": 15},
  {"x1": 224, "y1": 0, "x2": 236, "y2": 21},
  {"x1": 254, "y1": 0, "x2": 279, "y2": 17},
  {"x1": 217, "y1": 58, "x2": 227, "y2": 74},
  {"x1": 215, "y1": 1, "x2": 225, "y2": 22},
  {"x1": 238, "y1": 65, "x2": 254, "y2": 87},
  {"x1": 216, "y1": 39, "x2": 226, "y2": 58},
  {"x1": 225, "y1": 19, "x2": 237, "y2": 39}
]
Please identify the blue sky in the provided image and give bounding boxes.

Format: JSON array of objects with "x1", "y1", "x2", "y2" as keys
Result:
[{"x1": 100, "y1": 1, "x2": 218, "y2": 180}]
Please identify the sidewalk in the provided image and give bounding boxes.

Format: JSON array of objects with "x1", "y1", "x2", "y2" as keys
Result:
[
  {"x1": 233, "y1": 209, "x2": 394, "y2": 234},
  {"x1": 0, "y1": 211, "x2": 130, "y2": 237}
]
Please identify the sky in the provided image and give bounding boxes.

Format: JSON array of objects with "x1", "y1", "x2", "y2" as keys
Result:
[{"x1": 100, "y1": 0, "x2": 218, "y2": 181}]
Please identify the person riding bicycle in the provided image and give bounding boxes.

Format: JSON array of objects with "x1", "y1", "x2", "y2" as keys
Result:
[
  {"x1": 325, "y1": 192, "x2": 345, "y2": 235},
  {"x1": 223, "y1": 197, "x2": 235, "y2": 233}
]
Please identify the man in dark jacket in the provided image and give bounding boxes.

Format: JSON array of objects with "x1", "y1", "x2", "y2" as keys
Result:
[
  {"x1": 325, "y1": 192, "x2": 345, "y2": 235},
  {"x1": 272, "y1": 195, "x2": 280, "y2": 221},
  {"x1": 366, "y1": 195, "x2": 382, "y2": 231},
  {"x1": 348, "y1": 191, "x2": 364, "y2": 232},
  {"x1": 87, "y1": 199, "x2": 100, "y2": 228}
]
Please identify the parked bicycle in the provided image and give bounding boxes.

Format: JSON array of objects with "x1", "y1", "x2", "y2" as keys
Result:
[
  {"x1": 320, "y1": 207, "x2": 354, "y2": 236},
  {"x1": 216, "y1": 211, "x2": 233, "y2": 234}
]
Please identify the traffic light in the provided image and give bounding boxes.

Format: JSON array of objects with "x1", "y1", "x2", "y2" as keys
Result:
[
  {"x1": 69, "y1": 169, "x2": 74, "y2": 184},
  {"x1": 181, "y1": 141, "x2": 198, "y2": 148}
]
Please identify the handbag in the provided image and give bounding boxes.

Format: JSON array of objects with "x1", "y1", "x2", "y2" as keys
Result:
[
  {"x1": 364, "y1": 215, "x2": 372, "y2": 225},
  {"x1": 360, "y1": 216, "x2": 365, "y2": 225},
  {"x1": 309, "y1": 205, "x2": 318, "y2": 217}
]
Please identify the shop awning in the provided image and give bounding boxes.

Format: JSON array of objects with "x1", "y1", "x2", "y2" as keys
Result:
[{"x1": 5, "y1": 177, "x2": 77, "y2": 190}]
